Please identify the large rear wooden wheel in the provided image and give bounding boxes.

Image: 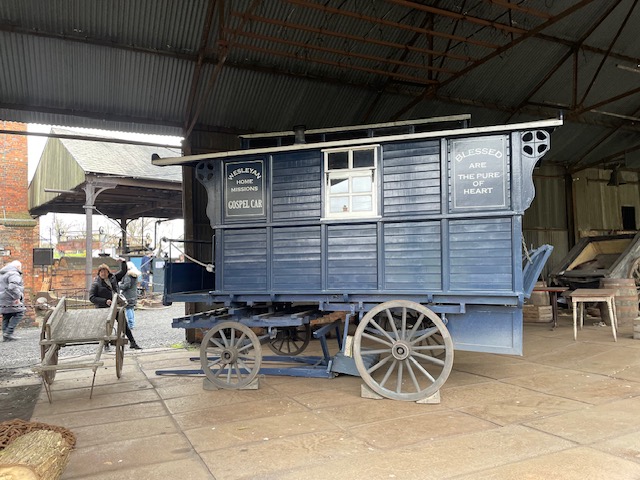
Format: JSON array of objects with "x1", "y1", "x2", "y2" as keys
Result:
[
  {"x1": 39, "y1": 312, "x2": 58, "y2": 385},
  {"x1": 200, "y1": 322, "x2": 262, "y2": 389},
  {"x1": 353, "y1": 300, "x2": 454, "y2": 402}
]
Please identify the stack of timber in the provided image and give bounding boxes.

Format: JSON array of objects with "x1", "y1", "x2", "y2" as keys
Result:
[{"x1": 524, "y1": 281, "x2": 553, "y2": 323}]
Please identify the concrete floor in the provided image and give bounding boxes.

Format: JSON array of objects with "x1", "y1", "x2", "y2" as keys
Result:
[{"x1": 28, "y1": 313, "x2": 640, "y2": 479}]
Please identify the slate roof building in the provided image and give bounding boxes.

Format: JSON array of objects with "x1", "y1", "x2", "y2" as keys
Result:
[{"x1": 28, "y1": 128, "x2": 184, "y2": 291}]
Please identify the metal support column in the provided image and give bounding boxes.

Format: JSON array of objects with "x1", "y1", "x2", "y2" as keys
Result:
[{"x1": 83, "y1": 180, "x2": 115, "y2": 297}]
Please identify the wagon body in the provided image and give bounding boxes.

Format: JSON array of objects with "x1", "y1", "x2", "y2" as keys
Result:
[{"x1": 162, "y1": 116, "x2": 558, "y2": 357}]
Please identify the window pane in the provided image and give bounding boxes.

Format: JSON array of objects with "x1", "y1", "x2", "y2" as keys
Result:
[
  {"x1": 352, "y1": 195, "x2": 372, "y2": 212},
  {"x1": 352, "y1": 176, "x2": 372, "y2": 193},
  {"x1": 330, "y1": 177, "x2": 349, "y2": 194},
  {"x1": 328, "y1": 151, "x2": 348, "y2": 170},
  {"x1": 330, "y1": 197, "x2": 349, "y2": 213},
  {"x1": 353, "y1": 149, "x2": 374, "y2": 168}
]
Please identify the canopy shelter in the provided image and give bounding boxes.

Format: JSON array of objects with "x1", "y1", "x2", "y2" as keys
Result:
[{"x1": 28, "y1": 128, "x2": 183, "y2": 293}]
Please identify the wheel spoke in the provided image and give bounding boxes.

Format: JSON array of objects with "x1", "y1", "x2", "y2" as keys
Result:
[
  {"x1": 367, "y1": 354, "x2": 393, "y2": 374},
  {"x1": 412, "y1": 351, "x2": 445, "y2": 367},
  {"x1": 410, "y1": 326, "x2": 439, "y2": 345},
  {"x1": 408, "y1": 313, "x2": 425, "y2": 337},
  {"x1": 379, "y1": 359, "x2": 397, "y2": 389},
  {"x1": 234, "y1": 363, "x2": 244, "y2": 380},
  {"x1": 362, "y1": 331, "x2": 394, "y2": 347},
  {"x1": 233, "y1": 332, "x2": 247, "y2": 348},
  {"x1": 365, "y1": 348, "x2": 393, "y2": 355},
  {"x1": 237, "y1": 357, "x2": 254, "y2": 374},
  {"x1": 370, "y1": 318, "x2": 397, "y2": 343},
  {"x1": 209, "y1": 338, "x2": 225, "y2": 350},
  {"x1": 206, "y1": 356, "x2": 224, "y2": 369},
  {"x1": 408, "y1": 356, "x2": 436, "y2": 383},
  {"x1": 413, "y1": 344, "x2": 446, "y2": 351},
  {"x1": 401, "y1": 308, "x2": 408, "y2": 341},
  {"x1": 405, "y1": 360, "x2": 421, "y2": 392},
  {"x1": 222, "y1": 329, "x2": 232, "y2": 348},
  {"x1": 385, "y1": 308, "x2": 400, "y2": 339},
  {"x1": 396, "y1": 360, "x2": 404, "y2": 394}
]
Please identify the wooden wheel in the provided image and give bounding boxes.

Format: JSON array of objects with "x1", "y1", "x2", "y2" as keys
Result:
[
  {"x1": 39, "y1": 311, "x2": 58, "y2": 385},
  {"x1": 267, "y1": 324, "x2": 311, "y2": 355},
  {"x1": 353, "y1": 300, "x2": 454, "y2": 402},
  {"x1": 200, "y1": 322, "x2": 262, "y2": 389},
  {"x1": 40, "y1": 346, "x2": 58, "y2": 385},
  {"x1": 115, "y1": 309, "x2": 126, "y2": 379}
]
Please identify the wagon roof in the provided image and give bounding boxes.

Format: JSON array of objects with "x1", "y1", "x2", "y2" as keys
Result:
[{"x1": 153, "y1": 118, "x2": 563, "y2": 167}]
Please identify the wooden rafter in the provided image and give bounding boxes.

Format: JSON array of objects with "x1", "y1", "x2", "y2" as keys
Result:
[
  {"x1": 390, "y1": 0, "x2": 597, "y2": 120},
  {"x1": 482, "y1": 0, "x2": 552, "y2": 20},
  {"x1": 578, "y1": 0, "x2": 638, "y2": 107},
  {"x1": 229, "y1": 11, "x2": 474, "y2": 63},
  {"x1": 384, "y1": 0, "x2": 527, "y2": 35},
  {"x1": 226, "y1": 28, "x2": 456, "y2": 75},
  {"x1": 230, "y1": 41, "x2": 438, "y2": 85},
  {"x1": 185, "y1": 0, "x2": 263, "y2": 138},
  {"x1": 284, "y1": 0, "x2": 501, "y2": 50},
  {"x1": 506, "y1": 1, "x2": 622, "y2": 122},
  {"x1": 183, "y1": 0, "x2": 218, "y2": 133}
]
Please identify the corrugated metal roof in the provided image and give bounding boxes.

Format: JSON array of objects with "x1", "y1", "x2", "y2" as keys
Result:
[{"x1": 1, "y1": 0, "x2": 640, "y2": 173}]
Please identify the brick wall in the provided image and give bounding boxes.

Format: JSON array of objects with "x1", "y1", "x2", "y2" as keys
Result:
[
  {"x1": 34, "y1": 257, "x2": 126, "y2": 295},
  {"x1": 0, "y1": 121, "x2": 41, "y2": 320}
]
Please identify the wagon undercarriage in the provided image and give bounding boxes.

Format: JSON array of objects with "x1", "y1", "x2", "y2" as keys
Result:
[{"x1": 159, "y1": 299, "x2": 456, "y2": 402}]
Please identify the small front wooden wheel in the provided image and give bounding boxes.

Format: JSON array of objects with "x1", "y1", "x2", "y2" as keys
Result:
[
  {"x1": 353, "y1": 300, "x2": 454, "y2": 402},
  {"x1": 200, "y1": 322, "x2": 262, "y2": 389},
  {"x1": 115, "y1": 309, "x2": 126, "y2": 378}
]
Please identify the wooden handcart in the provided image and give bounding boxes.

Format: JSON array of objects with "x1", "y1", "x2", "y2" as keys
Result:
[{"x1": 32, "y1": 293, "x2": 127, "y2": 402}]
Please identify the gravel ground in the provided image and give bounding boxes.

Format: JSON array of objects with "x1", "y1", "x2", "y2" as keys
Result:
[{"x1": 0, "y1": 303, "x2": 189, "y2": 370}]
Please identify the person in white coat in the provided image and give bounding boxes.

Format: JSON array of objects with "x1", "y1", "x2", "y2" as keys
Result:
[
  {"x1": 0, "y1": 260, "x2": 26, "y2": 341},
  {"x1": 119, "y1": 261, "x2": 141, "y2": 330}
]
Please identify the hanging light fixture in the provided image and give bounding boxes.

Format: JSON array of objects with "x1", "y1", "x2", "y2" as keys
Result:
[{"x1": 607, "y1": 165, "x2": 627, "y2": 186}]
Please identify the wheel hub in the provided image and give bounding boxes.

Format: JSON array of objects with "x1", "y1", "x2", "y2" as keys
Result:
[
  {"x1": 221, "y1": 348, "x2": 237, "y2": 363},
  {"x1": 391, "y1": 341, "x2": 411, "y2": 360}
]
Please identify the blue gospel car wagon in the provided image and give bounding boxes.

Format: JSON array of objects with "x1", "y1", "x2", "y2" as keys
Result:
[{"x1": 154, "y1": 115, "x2": 559, "y2": 402}]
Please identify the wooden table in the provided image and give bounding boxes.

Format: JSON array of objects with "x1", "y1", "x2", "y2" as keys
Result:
[
  {"x1": 569, "y1": 288, "x2": 618, "y2": 342},
  {"x1": 532, "y1": 286, "x2": 569, "y2": 329}
]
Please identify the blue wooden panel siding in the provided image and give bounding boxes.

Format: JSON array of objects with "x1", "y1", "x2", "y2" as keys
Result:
[
  {"x1": 222, "y1": 229, "x2": 268, "y2": 291},
  {"x1": 383, "y1": 222, "x2": 442, "y2": 290},
  {"x1": 272, "y1": 226, "x2": 322, "y2": 291},
  {"x1": 382, "y1": 140, "x2": 441, "y2": 215},
  {"x1": 271, "y1": 151, "x2": 322, "y2": 220},
  {"x1": 449, "y1": 218, "x2": 513, "y2": 291},
  {"x1": 327, "y1": 224, "x2": 378, "y2": 290}
]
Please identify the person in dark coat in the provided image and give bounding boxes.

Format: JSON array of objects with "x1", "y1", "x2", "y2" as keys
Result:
[
  {"x1": 0, "y1": 260, "x2": 26, "y2": 341},
  {"x1": 89, "y1": 260, "x2": 141, "y2": 349}
]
